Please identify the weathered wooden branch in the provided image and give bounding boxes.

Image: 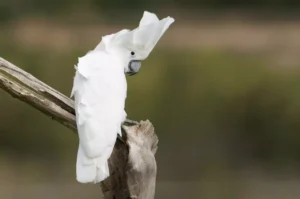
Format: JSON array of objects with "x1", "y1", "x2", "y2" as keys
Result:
[{"x1": 0, "y1": 57, "x2": 158, "y2": 199}]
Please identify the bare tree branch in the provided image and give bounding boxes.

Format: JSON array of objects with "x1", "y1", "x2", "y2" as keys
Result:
[
  {"x1": 0, "y1": 57, "x2": 158, "y2": 199},
  {"x1": 0, "y1": 57, "x2": 76, "y2": 130}
]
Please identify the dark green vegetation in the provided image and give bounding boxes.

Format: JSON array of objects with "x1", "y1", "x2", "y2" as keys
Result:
[
  {"x1": 1, "y1": 0, "x2": 300, "y2": 23},
  {"x1": 2, "y1": 39, "x2": 300, "y2": 182},
  {"x1": 2, "y1": 1, "x2": 300, "y2": 198}
]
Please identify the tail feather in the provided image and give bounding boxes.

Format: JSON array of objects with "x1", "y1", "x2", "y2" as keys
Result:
[
  {"x1": 76, "y1": 144, "x2": 110, "y2": 183},
  {"x1": 96, "y1": 161, "x2": 109, "y2": 183}
]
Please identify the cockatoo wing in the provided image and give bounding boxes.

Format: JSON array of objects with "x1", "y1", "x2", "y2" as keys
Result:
[{"x1": 71, "y1": 51, "x2": 127, "y2": 183}]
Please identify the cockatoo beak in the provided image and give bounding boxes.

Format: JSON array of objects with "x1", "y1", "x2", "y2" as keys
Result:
[{"x1": 127, "y1": 60, "x2": 142, "y2": 76}]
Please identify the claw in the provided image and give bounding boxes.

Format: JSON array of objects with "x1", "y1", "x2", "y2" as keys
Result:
[{"x1": 123, "y1": 119, "x2": 139, "y2": 126}]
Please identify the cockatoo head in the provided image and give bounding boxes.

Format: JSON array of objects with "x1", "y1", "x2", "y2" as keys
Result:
[{"x1": 95, "y1": 11, "x2": 175, "y2": 75}]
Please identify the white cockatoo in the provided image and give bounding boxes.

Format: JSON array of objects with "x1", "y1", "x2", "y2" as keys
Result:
[{"x1": 71, "y1": 11, "x2": 174, "y2": 183}]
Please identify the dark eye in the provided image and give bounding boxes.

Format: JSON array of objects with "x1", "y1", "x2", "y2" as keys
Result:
[{"x1": 131, "y1": 51, "x2": 135, "y2": 56}]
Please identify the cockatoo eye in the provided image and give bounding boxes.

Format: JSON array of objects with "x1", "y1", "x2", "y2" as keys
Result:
[{"x1": 131, "y1": 51, "x2": 135, "y2": 56}]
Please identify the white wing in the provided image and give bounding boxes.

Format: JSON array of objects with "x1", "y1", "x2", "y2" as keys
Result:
[{"x1": 71, "y1": 51, "x2": 127, "y2": 183}]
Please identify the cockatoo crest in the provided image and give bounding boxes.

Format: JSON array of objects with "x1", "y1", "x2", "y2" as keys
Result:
[{"x1": 95, "y1": 11, "x2": 174, "y2": 60}]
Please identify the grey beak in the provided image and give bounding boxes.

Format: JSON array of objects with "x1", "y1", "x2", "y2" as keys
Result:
[{"x1": 127, "y1": 60, "x2": 141, "y2": 76}]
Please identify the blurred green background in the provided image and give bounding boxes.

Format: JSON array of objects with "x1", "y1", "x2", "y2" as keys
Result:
[{"x1": 2, "y1": 1, "x2": 300, "y2": 199}]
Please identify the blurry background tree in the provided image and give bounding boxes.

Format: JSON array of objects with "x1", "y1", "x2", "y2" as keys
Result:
[{"x1": 1, "y1": 1, "x2": 300, "y2": 199}]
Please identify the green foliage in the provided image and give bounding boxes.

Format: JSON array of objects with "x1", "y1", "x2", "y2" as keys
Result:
[
  {"x1": 2, "y1": 39, "x2": 300, "y2": 180},
  {"x1": 0, "y1": 0, "x2": 300, "y2": 22}
]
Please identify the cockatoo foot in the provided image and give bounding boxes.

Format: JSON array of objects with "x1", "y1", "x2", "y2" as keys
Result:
[{"x1": 124, "y1": 119, "x2": 139, "y2": 126}]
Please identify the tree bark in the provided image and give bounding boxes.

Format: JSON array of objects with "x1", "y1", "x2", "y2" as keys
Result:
[{"x1": 0, "y1": 57, "x2": 158, "y2": 199}]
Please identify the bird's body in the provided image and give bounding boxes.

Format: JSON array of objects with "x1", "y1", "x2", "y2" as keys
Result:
[
  {"x1": 71, "y1": 11, "x2": 174, "y2": 184},
  {"x1": 71, "y1": 51, "x2": 127, "y2": 183}
]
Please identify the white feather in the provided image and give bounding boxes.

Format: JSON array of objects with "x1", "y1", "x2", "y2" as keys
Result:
[
  {"x1": 72, "y1": 51, "x2": 127, "y2": 183},
  {"x1": 71, "y1": 10, "x2": 174, "y2": 184}
]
